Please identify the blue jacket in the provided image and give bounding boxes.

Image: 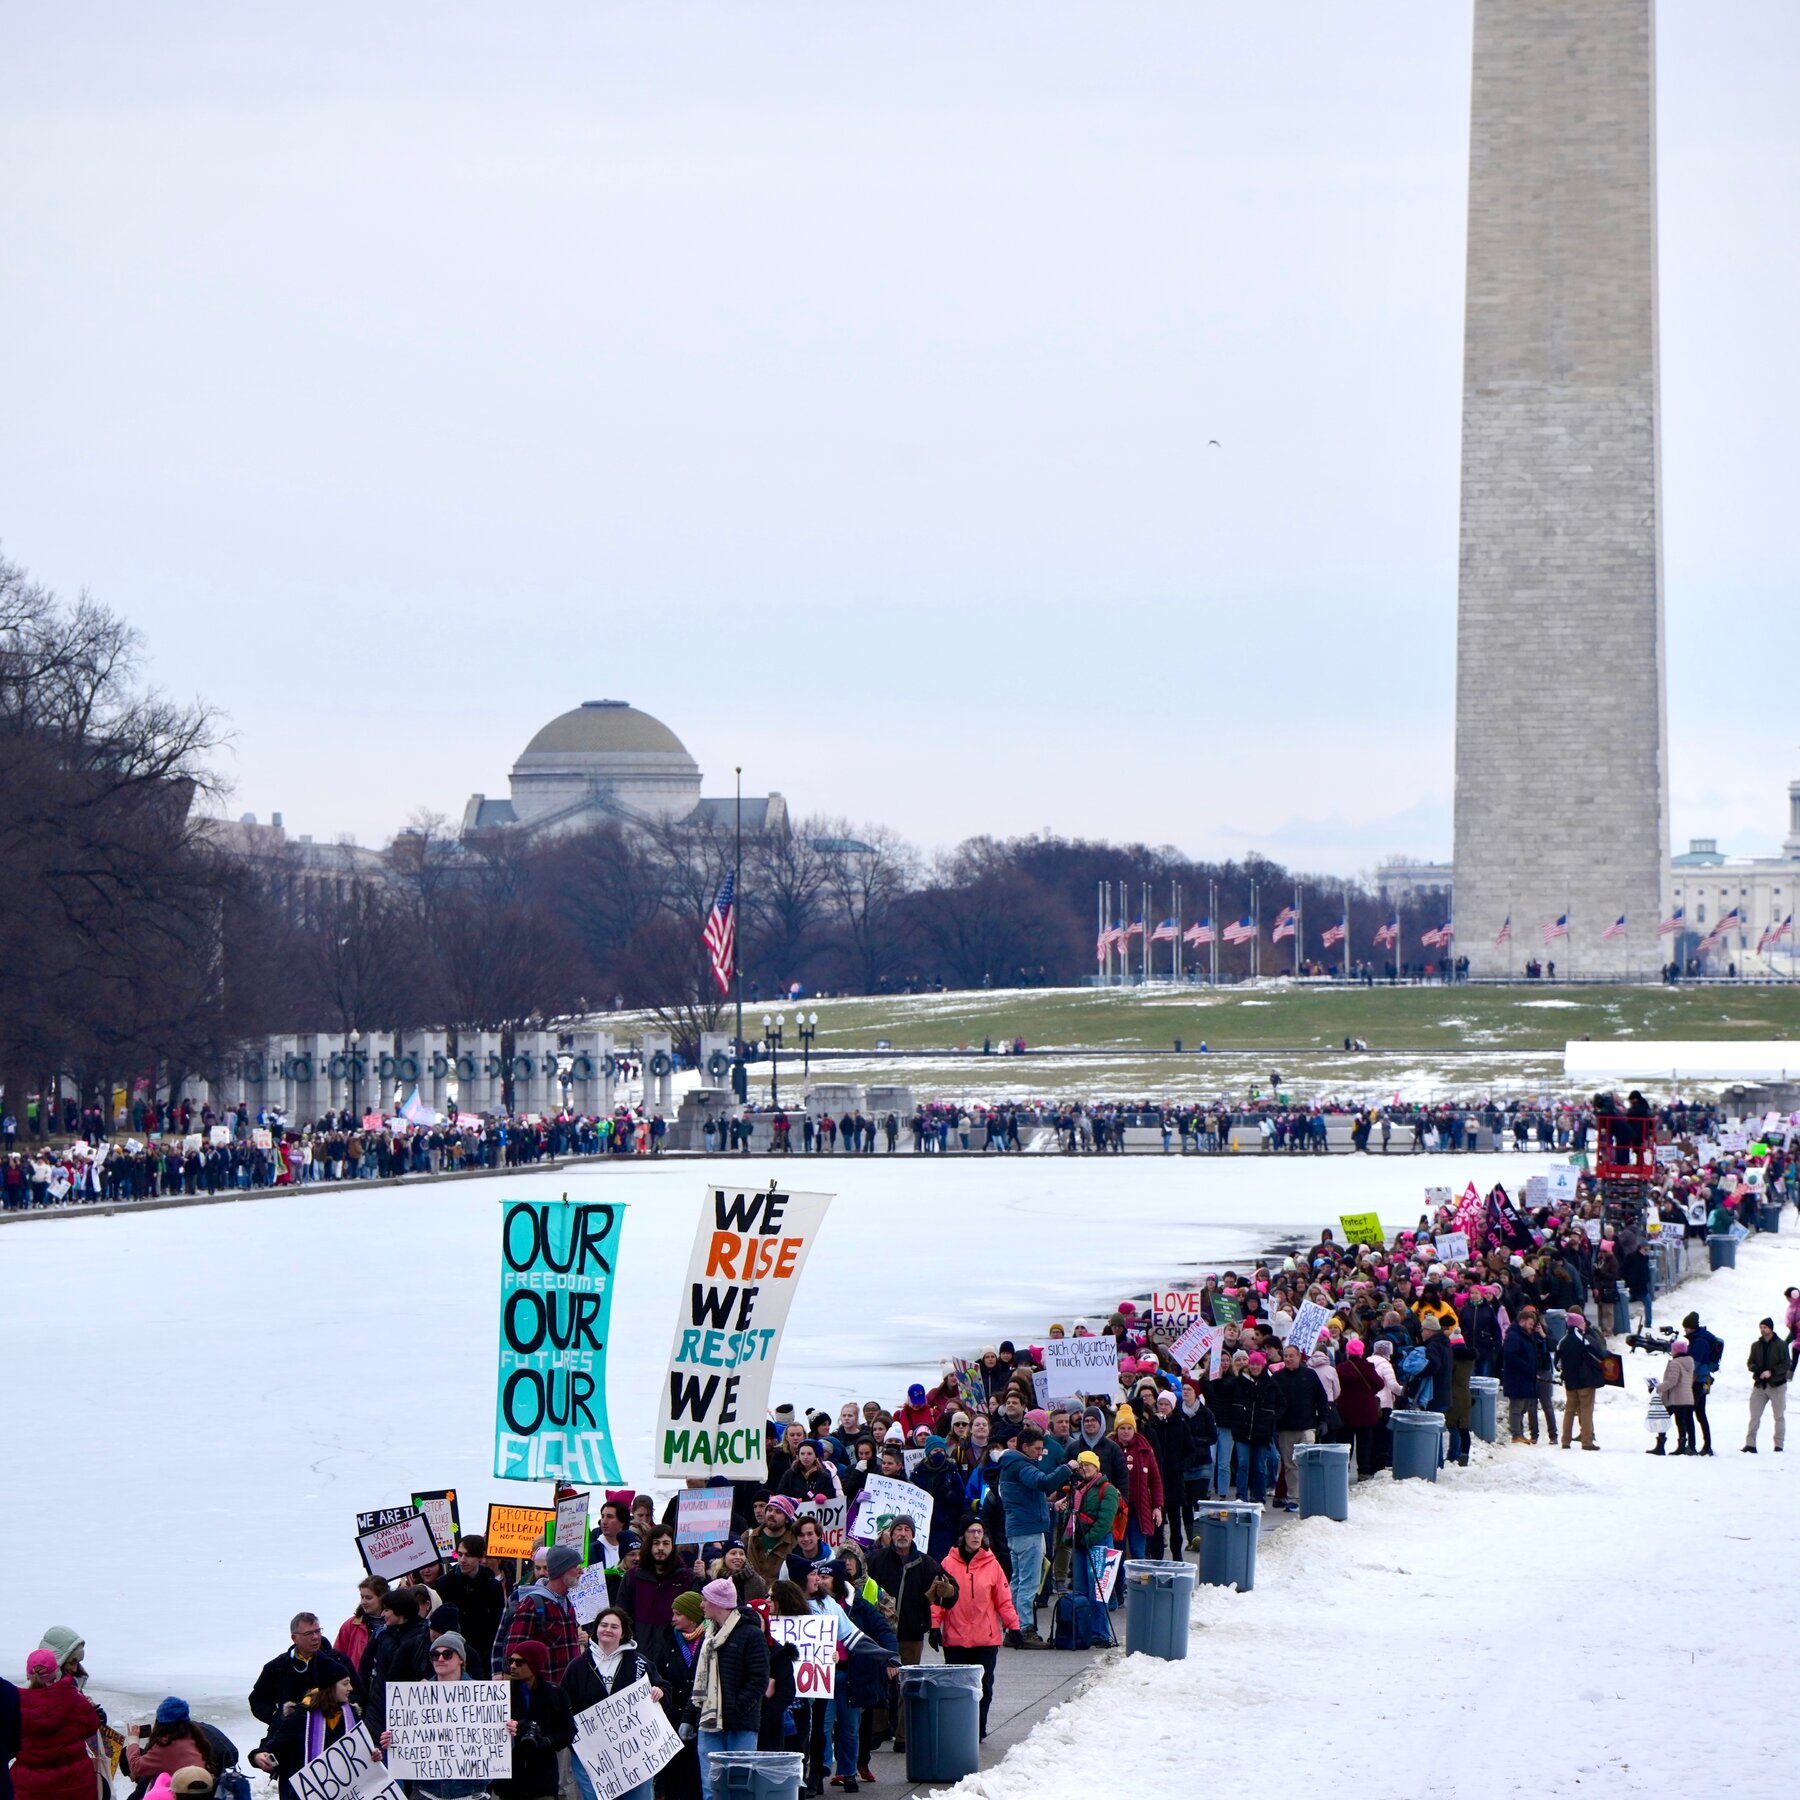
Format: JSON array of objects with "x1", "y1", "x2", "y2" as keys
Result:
[
  {"x1": 1500, "y1": 1325, "x2": 1541, "y2": 1400},
  {"x1": 994, "y1": 1447, "x2": 1076, "y2": 1535}
]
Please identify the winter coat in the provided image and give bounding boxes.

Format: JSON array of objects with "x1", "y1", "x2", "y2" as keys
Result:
[
  {"x1": 1444, "y1": 1345, "x2": 1474, "y2": 1431},
  {"x1": 932, "y1": 1546, "x2": 1018, "y2": 1648},
  {"x1": 839, "y1": 1596, "x2": 899, "y2": 1708},
  {"x1": 251, "y1": 1646, "x2": 333, "y2": 1726},
  {"x1": 743, "y1": 1525, "x2": 794, "y2": 1590},
  {"x1": 620, "y1": 1561, "x2": 698, "y2": 1651},
  {"x1": 993, "y1": 1448, "x2": 1074, "y2": 1536},
  {"x1": 1500, "y1": 1326, "x2": 1541, "y2": 1401},
  {"x1": 911, "y1": 1456, "x2": 976, "y2": 1561},
  {"x1": 126, "y1": 1731, "x2": 214, "y2": 1785},
  {"x1": 868, "y1": 1543, "x2": 958, "y2": 1643},
  {"x1": 1069, "y1": 1476, "x2": 1121, "y2": 1551},
  {"x1": 1247, "y1": 1374, "x2": 1285, "y2": 1445},
  {"x1": 1367, "y1": 1352, "x2": 1404, "y2": 1409},
  {"x1": 332, "y1": 1614, "x2": 377, "y2": 1683},
  {"x1": 495, "y1": 1582, "x2": 582, "y2": 1686},
  {"x1": 1, "y1": 1678, "x2": 20, "y2": 1800},
  {"x1": 692, "y1": 1608, "x2": 768, "y2": 1735},
  {"x1": 437, "y1": 1566, "x2": 507, "y2": 1670},
  {"x1": 1137, "y1": 1408, "x2": 1190, "y2": 1503},
  {"x1": 14, "y1": 1680, "x2": 104, "y2": 1800},
  {"x1": 561, "y1": 1643, "x2": 653, "y2": 1716},
  {"x1": 1271, "y1": 1365, "x2": 1327, "y2": 1433},
  {"x1": 1748, "y1": 1336, "x2": 1790, "y2": 1388},
  {"x1": 1066, "y1": 1430, "x2": 1129, "y2": 1492},
  {"x1": 775, "y1": 1462, "x2": 840, "y2": 1503},
  {"x1": 1554, "y1": 1325, "x2": 1608, "y2": 1391},
  {"x1": 1656, "y1": 1355, "x2": 1697, "y2": 1409},
  {"x1": 1109, "y1": 1432, "x2": 1165, "y2": 1523},
  {"x1": 1335, "y1": 1355, "x2": 1385, "y2": 1430},
  {"x1": 363, "y1": 1617, "x2": 434, "y2": 1734},
  {"x1": 258, "y1": 1699, "x2": 361, "y2": 1800}
]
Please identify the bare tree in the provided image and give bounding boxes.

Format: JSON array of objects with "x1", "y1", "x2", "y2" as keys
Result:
[{"x1": 815, "y1": 820, "x2": 918, "y2": 993}]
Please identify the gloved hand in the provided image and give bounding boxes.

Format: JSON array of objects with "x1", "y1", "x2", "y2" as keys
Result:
[{"x1": 927, "y1": 1628, "x2": 942, "y2": 1651}]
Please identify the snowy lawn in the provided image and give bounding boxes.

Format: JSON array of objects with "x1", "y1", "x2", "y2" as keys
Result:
[{"x1": 944, "y1": 1227, "x2": 1800, "y2": 1800}]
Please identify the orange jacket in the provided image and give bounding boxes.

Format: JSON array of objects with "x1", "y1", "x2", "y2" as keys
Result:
[{"x1": 930, "y1": 1546, "x2": 1019, "y2": 1647}]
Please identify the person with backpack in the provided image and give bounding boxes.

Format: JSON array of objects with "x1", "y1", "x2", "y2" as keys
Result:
[
  {"x1": 493, "y1": 1545, "x2": 584, "y2": 1683},
  {"x1": 1682, "y1": 1309, "x2": 1722, "y2": 1454},
  {"x1": 1059, "y1": 1453, "x2": 1119, "y2": 1646},
  {"x1": 1554, "y1": 1311, "x2": 1608, "y2": 1450}
]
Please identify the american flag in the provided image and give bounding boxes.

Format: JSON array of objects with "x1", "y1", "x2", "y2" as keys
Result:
[
  {"x1": 703, "y1": 871, "x2": 736, "y2": 995},
  {"x1": 1657, "y1": 907, "x2": 1684, "y2": 936},
  {"x1": 1494, "y1": 914, "x2": 1511, "y2": 948},
  {"x1": 1373, "y1": 915, "x2": 1398, "y2": 948},
  {"x1": 1601, "y1": 914, "x2": 1627, "y2": 941},
  {"x1": 1271, "y1": 905, "x2": 1297, "y2": 943},
  {"x1": 1759, "y1": 913, "x2": 1793, "y2": 953},
  {"x1": 1125, "y1": 918, "x2": 1145, "y2": 940},
  {"x1": 1184, "y1": 918, "x2": 1214, "y2": 946},
  {"x1": 1542, "y1": 914, "x2": 1569, "y2": 944},
  {"x1": 1222, "y1": 915, "x2": 1257, "y2": 945},
  {"x1": 1420, "y1": 922, "x2": 1453, "y2": 948},
  {"x1": 1699, "y1": 906, "x2": 1741, "y2": 951},
  {"x1": 1095, "y1": 931, "x2": 1109, "y2": 961},
  {"x1": 1150, "y1": 918, "x2": 1177, "y2": 943},
  {"x1": 1321, "y1": 916, "x2": 1347, "y2": 949}
]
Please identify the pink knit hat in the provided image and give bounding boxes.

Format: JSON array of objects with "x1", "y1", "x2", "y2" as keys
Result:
[{"x1": 701, "y1": 1578, "x2": 739, "y2": 1608}]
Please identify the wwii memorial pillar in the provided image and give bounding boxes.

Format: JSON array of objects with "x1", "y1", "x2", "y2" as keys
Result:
[{"x1": 1452, "y1": 0, "x2": 1669, "y2": 975}]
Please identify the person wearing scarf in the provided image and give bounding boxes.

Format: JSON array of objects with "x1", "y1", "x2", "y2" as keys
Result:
[
  {"x1": 689, "y1": 1581, "x2": 767, "y2": 1800},
  {"x1": 250, "y1": 1655, "x2": 355, "y2": 1800}
]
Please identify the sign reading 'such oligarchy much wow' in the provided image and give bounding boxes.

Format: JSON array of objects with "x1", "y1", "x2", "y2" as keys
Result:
[
  {"x1": 495, "y1": 1200, "x2": 623, "y2": 1484},
  {"x1": 655, "y1": 1186, "x2": 832, "y2": 1478}
]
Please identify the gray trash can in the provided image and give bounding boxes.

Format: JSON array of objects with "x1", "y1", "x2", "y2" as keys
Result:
[
  {"x1": 1123, "y1": 1558, "x2": 1195, "y2": 1659},
  {"x1": 709, "y1": 1751, "x2": 805, "y2": 1800},
  {"x1": 899, "y1": 1663, "x2": 983, "y2": 1784},
  {"x1": 1468, "y1": 1376, "x2": 1501, "y2": 1444},
  {"x1": 1708, "y1": 1233, "x2": 1738, "y2": 1270},
  {"x1": 1195, "y1": 1502, "x2": 1261, "y2": 1591},
  {"x1": 1294, "y1": 1442, "x2": 1351, "y2": 1520},
  {"x1": 1390, "y1": 1409, "x2": 1445, "y2": 1482},
  {"x1": 1758, "y1": 1203, "x2": 1782, "y2": 1232}
]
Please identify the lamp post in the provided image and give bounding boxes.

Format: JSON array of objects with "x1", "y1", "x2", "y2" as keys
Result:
[
  {"x1": 348, "y1": 1028, "x2": 362, "y2": 1126},
  {"x1": 795, "y1": 1011, "x2": 818, "y2": 1077},
  {"x1": 761, "y1": 1012, "x2": 784, "y2": 1108}
]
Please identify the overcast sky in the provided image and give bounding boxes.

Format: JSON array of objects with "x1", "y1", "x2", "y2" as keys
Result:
[{"x1": 4, "y1": 3, "x2": 1795, "y2": 875}]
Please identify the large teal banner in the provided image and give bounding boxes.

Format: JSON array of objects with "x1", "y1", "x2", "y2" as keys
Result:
[{"x1": 494, "y1": 1199, "x2": 623, "y2": 1484}]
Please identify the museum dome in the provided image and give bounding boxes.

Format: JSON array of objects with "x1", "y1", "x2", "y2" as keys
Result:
[
  {"x1": 521, "y1": 700, "x2": 693, "y2": 760},
  {"x1": 509, "y1": 700, "x2": 702, "y2": 829}
]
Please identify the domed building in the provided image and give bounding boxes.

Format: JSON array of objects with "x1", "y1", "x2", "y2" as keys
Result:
[{"x1": 461, "y1": 701, "x2": 786, "y2": 840}]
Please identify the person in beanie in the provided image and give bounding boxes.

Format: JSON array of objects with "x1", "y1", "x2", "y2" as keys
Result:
[
  {"x1": 649, "y1": 1595, "x2": 706, "y2": 1800},
  {"x1": 1745, "y1": 1317, "x2": 1789, "y2": 1451},
  {"x1": 992, "y1": 1426, "x2": 1075, "y2": 1645},
  {"x1": 867, "y1": 1516, "x2": 957, "y2": 1754},
  {"x1": 689, "y1": 1579, "x2": 768, "y2": 1800},
  {"x1": 743, "y1": 1496, "x2": 797, "y2": 1588},
  {"x1": 126, "y1": 1700, "x2": 225, "y2": 1789},
  {"x1": 250, "y1": 1654, "x2": 357, "y2": 1800},
  {"x1": 1682, "y1": 1310, "x2": 1722, "y2": 1454},
  {"x1": 383, "y1": 1636, "x2": 487, "y2": 1800},
  {"x1": 362, "y1": 1588, "x2": 433, "y2": 1737},
  {"x1": 438, "y1": 1537, "x2": 506, "y2": 1673},
  {"x1": 14, "y1": 1651, "x2": 104, "y2": 1800},
  {"x1": 494, "y1": 1544, "x2": 583, "y2": 1683},
  {"x1": 1652, "y1": 1340, "x2": 1698, "y2": 1456},
  {"x1": 908, "y1": 1437, "x2": 969, "y2": 1561}
]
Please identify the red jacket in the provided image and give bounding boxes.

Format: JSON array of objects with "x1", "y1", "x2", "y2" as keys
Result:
[
  {"x1": 334, "y1": 1613, "x2": 373, "y2": 1671},
  {"x1": 931, "y1": 1546, "x2": 1019, "y2": 1647},
  {"x1": 1335, "y1": 1355, "x2": 1386, "y2": 1431},
  {"x1": 1110, "y1": 1431, "x2": 1164, "y2": 1524},
  {"x1": 15, "y1": 1680, "x2": 104, "y2": 1800}
]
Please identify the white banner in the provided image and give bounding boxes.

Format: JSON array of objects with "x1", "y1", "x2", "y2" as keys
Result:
[
  {"x1": 848, "y1": 1473, "x2": 931, "y2": 1549},
  {"x1": 1285, "y1": 1301, "x2": 1331, "y2": 1358},
  {"x1": 292, "y1": 1725, "x2": 405, "y2": 1800},
  {"x1": 655, "y1": 1187, "x2": 833, "y2": 1479},
  {"x1": 769, "y1": 1615, "x2": 835, "y2": 1698},
  {"x1": 1437, "y1": 1231, "x2": 1470, "y2": 1264},
  {"x1": 571, "y1": 1679, "x2": 682, "y2": 1800},
  {"x1": 1040, "y1": 1338, "x2": 1119, "y2": 1403},
  {"x1": 675, "y1": 1488, "x2": 734, "y2": 1545},
  {"x1": 792, "y1": 1495, "x2": 847, "y2": 1550},
  {"x1": 383, "y1": 1683, "x2": 512, "y2": 1784},
  {"x1": 1169, "y1": 1320, "x2": 1223, "y2": 1378},
  {"x1": 356, "y1": 1512, "x2": 440, "y2": 1583}
]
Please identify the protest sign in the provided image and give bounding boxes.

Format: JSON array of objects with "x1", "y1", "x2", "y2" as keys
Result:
[
  {"x1": 96, "y1": 1728, "x2": 125, "y2": 1780},
  {"x1": 571, "y1": 1680, "x2": 681, "y2": 1800},
  {"x1": 675, "y1": 1488, "x2": 734, "y2": 1546},
  {"x1": 769, "y1": 1616, "x2": 835, "y2": 1697},
  {"x1": 1438, "y1": 1231, "x2": 1470, "y2": 1264},
  {"x1": 251, "y1": 1127, "x2": 272, "y2": 1149},
  {"x1": 902, "y1": 1448, "x2": 925, "y2": 1476},
  {"x1": 410, "y1": 1490, "x2": 461, "y2": 1559},
  {"x1": 655, "y1": 1187, "x2": 833, "y2": 1479},
  {"x1": 1147, "y1": 1289, "x2": 1205, "y2": 1329},
  {"x1": 1524, "y1": 1174, "x2": 1549, "y2": 1206},
  {"x1": 484, "y1": 1503, "x2": 554, "y2": 1561},
  {"x1": 1212, "y1": 1293, "x2": 1244, "y2": 1328},
  {"x1": 849, "y1": 1472, "x2": 931, "y2": 1547},
  {"x1": 1545, "y1": 1165, "x2": 1580, "y2": 1203},
  {"x1": 1423, "y1": 1188, "x2": 1451, "y2": 1209},
  {"x1": 209, "y1": 1125, "x2": 230, "y2": 1146},
  {"x1": 182, "y1": 1132, "x2": 202, "y2": 1153},
  {"x1": 496, "y1": 1200, "x2": 624, "y2": 1485},
  {"x1": 1169, "y1": 1319, "x2": 1223, "y2": 1378},
  {"x1": 1729, "y1": 1221, "x2": 1750, "y2": 1243},
  {"x1": 1092, "y1": 1547, "x2": 1123, "y2": 1604},
  {"x1": 1041, "y1": 1337, "x2": 1119, "y2": 1403},
  {"x1": 356, "y1": 1511, "x2": 439, "y2": 1582},
  {"x1": 384, "y1": 1683, "x2": 511, "y2": 1784},
  {"x1": 1031, "y1": 1370, "x2": 1050, "y2": 1409},
  {"x1": 1719, "y1": 1130, "x2": 1748, "y2": 1153},
  {"x1": 1684, "y1": 1199, "x2": 1708, "y2": 1228},
  {"x1": 552, "y1": 1490, "x2": 591, "y2": 1558},
  {"x1": 950, "y1": 1357, "x2": 986, "y2": 1415},
  {"x1": 292, "y1": 1724, "x2": 405, "y2": 1800},
  {"x1": 792, "y1": 1495, "x2": 847, "y2": 1549},
  {"x1": 1286, "y1": 1301, "x2": 1331, "y2": 1357},
  {"x1": 568, "y1": 1564, "x2": 612, "y2": 1624},
  {"x1": 1581, "y1": 1217, "x2": 1603, "y2": 1243},
  {"x1": 1339, "y1": 1212, "x2": 1385, "y2": 1247}
]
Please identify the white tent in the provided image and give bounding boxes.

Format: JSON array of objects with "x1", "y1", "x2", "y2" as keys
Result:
[{"x1": 1562, "y1": 1040, "x2": 1800, "y2": 1082}]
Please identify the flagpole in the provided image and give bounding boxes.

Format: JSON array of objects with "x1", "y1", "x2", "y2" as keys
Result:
[
  {"x1": 732, "y1": 766, "x2": 745, "y2": 1102},
  {"x1": 1210, "y1": 880, "x2": 1218, "y2": 987},
  {"x1": 1173, "y1": 878, "x2": 1181, "y2": 985},
  {"x1": 1293, "y1": 882, "x2": 1302, "y2": 978},
  {"x1": 1343, "y1": 883, "x2": 1351, "y2": 983}
]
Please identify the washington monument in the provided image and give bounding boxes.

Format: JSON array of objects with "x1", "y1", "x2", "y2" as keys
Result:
[{"x1": 1452, "y1": 0, "x2": 1670, "y2": 975}]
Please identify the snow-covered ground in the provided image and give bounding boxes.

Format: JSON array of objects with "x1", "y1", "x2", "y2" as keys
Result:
[{"x1": 948, "y1": 1226, "x2": 1800, "y2": 1800}]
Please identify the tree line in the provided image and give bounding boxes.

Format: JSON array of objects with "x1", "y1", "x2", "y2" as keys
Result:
[{"x1": 1, "y1": 551, "x2": 1441, "y2": 1116}]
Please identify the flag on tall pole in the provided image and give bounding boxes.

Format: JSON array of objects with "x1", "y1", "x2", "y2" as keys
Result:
[
  {"x1": 1151, "y1": 919, "x2": 1177, "y2": 943},
  {"x1": 1271, "y1": 906, "x2": 1297, "y2": 944},
  {"x1": 1223, "y1": 916, "x2": 1257, "y2": 945},
  {"x1": 1759, "y1": 913, "x2": 1793, "y2": 954},
  {"x1": 703, "y1": 871, "x2": 736, "y2": 995},
  {"x1": 1185, "y1": 918, "x2": 1214, "y2": 946},
  {"x1": 1657, "y1": 906, "x2": 1684, "y2": 936},
  {"x1": 1373, "y1": 915, "x2": 1398, "y2": 949},
  {"x1": 1125, "y1": 918, "x2": 1145, "y2": 940},
  {"x1": 1494, "y1": 914, "x2": 1512, "y2": 948},
  {"x1": 1321, "y1": 916, "x2": 1347, "y2": 949},
  {"x1": 1601, "y1": 914, "x2": 1628, "y2": 941},
  {"x1": 1698, "y1": 906, "x2": 1741, "y2": 952},
  {"x1": 1542, "y1": 914, "x2": 1569, "y2": 944}
]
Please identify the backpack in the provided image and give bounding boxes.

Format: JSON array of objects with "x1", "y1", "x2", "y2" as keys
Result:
[
  {"x1": 1050, "y1": 1593, "x2": 1114, "y2": 1651},
  {"x1": 1398, "y1": 1347, "x2": 1429, "y2": 1381}
]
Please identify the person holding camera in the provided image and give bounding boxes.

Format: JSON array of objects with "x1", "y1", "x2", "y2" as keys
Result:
[{"x1": 502, "y1": 1642, "x2": 573, "y2": 1800}]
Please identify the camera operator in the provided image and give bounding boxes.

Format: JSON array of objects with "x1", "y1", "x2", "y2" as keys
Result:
[{"x1": 503, "y1": 1641, "x2": 573, "y2": 1800}]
